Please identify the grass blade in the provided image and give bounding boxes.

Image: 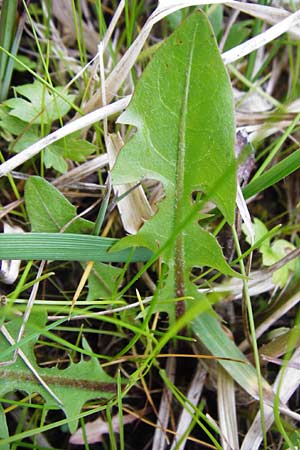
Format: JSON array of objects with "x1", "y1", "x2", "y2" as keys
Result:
[
  {"x1": 243, "y1": 149, "x2": 300, "y2": 199},
  {"x1": 0, "y1": 233, "x2": 152, "y2": 262}
]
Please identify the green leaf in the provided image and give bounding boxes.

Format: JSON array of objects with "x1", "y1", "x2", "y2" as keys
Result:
[
  {"x1": 112, "y1": 12, "x2": 237, "y2": 310},
  {"x1": 43, "y1": 135, "x2": 96, "y2": 173},
  {"x1": 13, "y1": 54, "x2": 36, "y2": 72},
  {"x1": 23, "y1": 177, "x2": 142, "y2": 298},
  {"x1": 87, "y1": 262, "x2": 123, "y2": 300},
  {"x1": 0, "y1": 312, "x2": 116, "y2": 433},
  {"x1": 243, "y1": 150, "x2": 300, "y2": 200},
  {"x1": 25, "y1": 176, "x2": 93, "y2": 234},
  {"x1": 0, "y1": 107, "x2": 40, "y2": 152},
  {"x1": 0, "y1": 0, "x2": 19, "y2": 102},
  {"x1": 283, "y1": 430, "x2": 300, "y2": 450},
  {"x1": 166, "y1": 7, "x2": 196, "y2": 31},
  {"x1": 62, "y1": 137, "x2": 96, "y2": 162},
  {"x1": 11, "y1": 130, "x2": 40, "y2": 153},
  {"x1": 44, "y1": 147, "x2": 68, "y2": 173},
  {"x1": 166, "y1": 10, "x2": 185, "y2": 30},
  {"x1": 263, "y1": 240, "x2": 296, "y2": 288},
  {"x1": 243, "y1": 218, "x2": 296, "y2": 288},
  {"x1": 223, "y1": 20, "x2": 252, "y2": 52},
  {"x1": 0, "y1": 104, "x2": 35, "y2": 135},
  {"x1": 244, "y1": 217, "x2": 270, "y2": 250},
  {"x1": 111, "y1": 11, "x2": 271, "y2": 403},
  {"x1": 208, "y1": 5, "x2": 223, "y2": 38},
  {"x1": 0, "y1": 404, "x2": 9, "y2": 450},
  {"x1": 5, "y1": 80, "x2": 75, "y2": 124},
  {"x1": 262, "y1": 239, "x2": 294, "y2": 266},
  {"x1": 0, "y1": 106, "x2": 96, "y2": 170}
]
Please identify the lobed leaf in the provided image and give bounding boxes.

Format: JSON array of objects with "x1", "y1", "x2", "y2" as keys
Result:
[
  {"x1": 112, "y1": 11, "x2": 237, "y2": 309},
  {"x1": 243, "y1": 217, "x2": 297, "y2": 288},
  {"x1": 0, "y1": 312, "x2": 116, "y2": 433},
  {"x1": 5, "y1": 80, "x2": 75, "y2": 124},
  {"x1": 111, "y1": 10, "x2": 277, "y2": 407},
  {"x1": 0, "y1": 107, "x2": 96, "y2": 172}
]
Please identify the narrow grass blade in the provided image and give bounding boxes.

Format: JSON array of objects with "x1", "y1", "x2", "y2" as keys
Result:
[
  {"x1": 0, "y1": 0, "x2": 18, "y2": 101},
  {"x1": 243, "y1": 150, "x2": 300, "y2": 199}
]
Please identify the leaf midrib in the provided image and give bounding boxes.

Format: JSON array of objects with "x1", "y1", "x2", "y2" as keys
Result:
[
  {"x1": 174, "y1": 26, "x2": 198, "y2": 302},
  {"x1": 0, "y1": 368, "x2": 116, "y2": 392}
]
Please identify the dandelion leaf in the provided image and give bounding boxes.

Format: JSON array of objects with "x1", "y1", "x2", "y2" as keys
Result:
[
  {"x1": 0, "y1": 312, "x2": 116, "y2": 433},
  {"x1": 112, "y1": 11, "x2": 237, "y2": 310},
  {"x1": 112, "y1": 13, "x2": 277, "y2": 403}
]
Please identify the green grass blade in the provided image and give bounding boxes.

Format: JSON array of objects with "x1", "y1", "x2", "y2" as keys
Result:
[
  {"x1": 0, "y1": 7, "x2": 25, "y2": 101},
  {"x1": 0, "y1": 233, "x2": 153, "y2": 262},
  {"x1": 0, "y1": 0, "x2": 18, "y2": 101},
  {"x1": 253, "y1": 113, "x2": 300, "y2": 180},
  {"x1": 243, "y1": 149, "x2": 300, "y2": 199}
]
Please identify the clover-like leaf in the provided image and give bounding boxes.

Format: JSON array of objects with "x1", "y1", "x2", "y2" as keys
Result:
[
  {"x1": 244, "y1": 217, "x2": 296, "y2": 288},
  {"x1": 5, "y1": 80, "x2": 75, "y2": 124},
  {"x1": 0, "y1": 104, "x2": 96, "y2": 173}
]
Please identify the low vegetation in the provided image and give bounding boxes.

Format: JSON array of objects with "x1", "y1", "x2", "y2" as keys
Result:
[{"x1": 0, "y1": 1, "x2": 300, "y2": 449}]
